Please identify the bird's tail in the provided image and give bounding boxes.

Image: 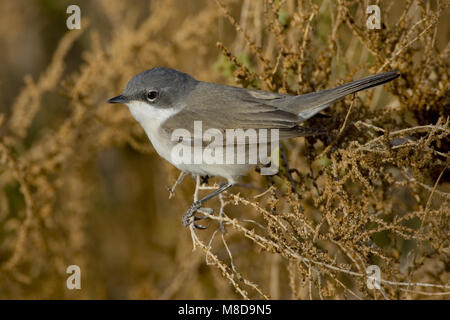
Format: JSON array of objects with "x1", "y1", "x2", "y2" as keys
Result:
[{"x1": 292, "y1": 71, "x2": 400, "y2": 120}]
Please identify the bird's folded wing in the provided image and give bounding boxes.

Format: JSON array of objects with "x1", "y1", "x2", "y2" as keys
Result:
[{"x1": 161, "y1": 108, "x2": 319, "y2": 148}]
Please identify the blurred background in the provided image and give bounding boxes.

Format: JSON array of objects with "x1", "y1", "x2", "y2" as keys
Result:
[{"x1": 0, "y1": 0, "x2": 448, "y2": 299}]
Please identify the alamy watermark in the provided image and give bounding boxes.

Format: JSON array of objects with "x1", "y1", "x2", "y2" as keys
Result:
[
  {"x1": 170, "y1": 121, "x2": 280, "y2": 175},
  {"x1": 366, "y1": 265, "x2": 381, "y2": 290},
  {"x1": 66, "y1": 265, "x2": 81, "y2": 290},
  {"x1": 66, "y1": 5, "x2": 81, "y2": 30},
  {"x1": 366, "y1": 5, "x2": 381, "y2": 30}
]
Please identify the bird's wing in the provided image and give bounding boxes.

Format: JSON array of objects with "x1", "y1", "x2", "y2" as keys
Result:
[
  {"x1": 160, "y1": 82, "x2": 332, "y2": 146},
  {"x1": 161, "y1": 72, "x2": 399, "y2": 145},
  {"x1": 161, "y1": 82, "x2": 300, "y2": 134}
]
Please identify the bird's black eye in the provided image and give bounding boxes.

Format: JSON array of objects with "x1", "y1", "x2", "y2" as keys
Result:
[{"x1": 146, "y1": 90, "x2": 158, "y2": 102}]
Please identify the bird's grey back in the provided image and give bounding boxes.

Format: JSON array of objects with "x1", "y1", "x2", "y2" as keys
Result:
[
  {"x1": 176, "y1": 81, "x2": 300, "y2": 130},
  {"x1": 183, "y1": 71, "x2": 399, "y2": 123},
  {"x1": 162, "y1": 70, "x2": 398, "y2": 141}
]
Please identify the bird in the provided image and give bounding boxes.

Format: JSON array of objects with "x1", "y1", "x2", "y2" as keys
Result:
[{"x1": 108, "y1": 67, "x2": 399, "y2": 228}]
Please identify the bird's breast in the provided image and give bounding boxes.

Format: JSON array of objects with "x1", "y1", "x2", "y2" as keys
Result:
[
  {"x1": 125, "y1": 101, "x2": 252, "y2": 181},
  {"x1": 126, "y1": 101, "x2": 178, "y2": 162}
]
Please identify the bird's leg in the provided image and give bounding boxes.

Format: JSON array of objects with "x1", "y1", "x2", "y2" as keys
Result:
[
  {"x1": 168, "y1": 171, "x2": 187, "y2": 199},
  {"x1": 182, "y1": 181, "x2": 233, "y2": 229}
]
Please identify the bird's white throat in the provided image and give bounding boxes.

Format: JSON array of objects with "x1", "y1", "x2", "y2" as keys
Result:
[
  {"x1": 125, "y1": 100, "x2": 177, "y2": 161},
  {"x1": 126, "y1": 100, "x2": 176, "y2": 128}
]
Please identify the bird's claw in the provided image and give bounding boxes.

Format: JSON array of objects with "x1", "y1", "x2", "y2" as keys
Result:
[{"x1": 182, "y1": 201, "x2": 213, "y2": 229}]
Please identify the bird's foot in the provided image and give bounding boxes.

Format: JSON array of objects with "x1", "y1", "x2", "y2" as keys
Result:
[{"x1": 182, "y1": 201, "x2": 213, "y2": 229}]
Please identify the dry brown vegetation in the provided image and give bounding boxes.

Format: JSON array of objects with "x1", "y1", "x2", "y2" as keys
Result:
[{"x1": 0, "y1": 0, "x2": 449, "y2": 299}]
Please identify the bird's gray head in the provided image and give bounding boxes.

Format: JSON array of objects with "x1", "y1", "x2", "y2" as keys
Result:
[{"x1": 107, "y1": 67, "x2": 197, "y2": 108}]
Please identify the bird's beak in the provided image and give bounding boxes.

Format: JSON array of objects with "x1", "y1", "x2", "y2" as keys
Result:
[{"x1": 107, "y1": 95, "x2": 129, "y2": 104}]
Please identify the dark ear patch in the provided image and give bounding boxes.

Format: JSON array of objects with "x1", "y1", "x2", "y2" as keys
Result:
[{"x1": 157, "y1": 87, "x2": 176, "y2": 107}]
